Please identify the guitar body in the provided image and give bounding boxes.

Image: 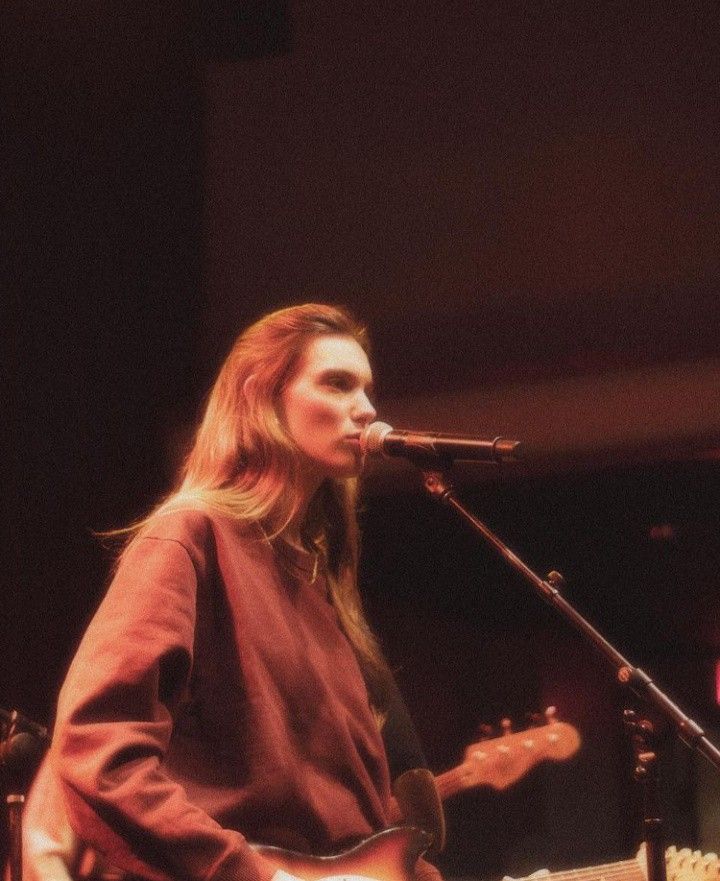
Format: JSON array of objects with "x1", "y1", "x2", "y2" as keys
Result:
[{"x1": 255, "y1": 827, "x2": 433, "y2": 881}]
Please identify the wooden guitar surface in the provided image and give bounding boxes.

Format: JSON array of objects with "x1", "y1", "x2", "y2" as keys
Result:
[{"x1": 255, "y1": 827, "x2": 432, "y2": 881}]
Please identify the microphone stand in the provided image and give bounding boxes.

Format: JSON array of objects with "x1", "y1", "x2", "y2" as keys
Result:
[
  {"x1": 1, "y1": 708, "x2": 49, "y2": 881},
  {"x1": 416, "y1": 465, "x2": 720, "y2": 881}
]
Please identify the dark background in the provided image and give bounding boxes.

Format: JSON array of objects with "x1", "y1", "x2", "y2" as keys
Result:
[{"x1": 4, "y1": 1, "x2": 720, "y2": 877}]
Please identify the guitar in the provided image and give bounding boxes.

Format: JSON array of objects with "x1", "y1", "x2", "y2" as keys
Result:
[
  {"x1": 434, "y1": 711, "x2": 581, "y2": 799},
  {"x1": 256, "y1": 829, "x2": 720, "y2": 881},
  {"x1": 256, "y1": 714, "x2": 581, "y2": 878}
]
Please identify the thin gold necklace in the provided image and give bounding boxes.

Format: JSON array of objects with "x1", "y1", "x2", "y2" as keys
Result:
[
  {"x1": 259, "y1": 524, "x2": 320, "y2": 584},
  {"x1": 309, "y1": 551, "x2": 319, "y2": 584}
]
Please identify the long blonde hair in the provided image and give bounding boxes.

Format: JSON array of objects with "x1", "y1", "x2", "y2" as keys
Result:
[{"x1": 126, "y1": 303, "x2": 391, "y2": 705}]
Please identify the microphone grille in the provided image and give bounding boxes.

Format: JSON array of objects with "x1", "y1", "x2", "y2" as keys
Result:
[{"x1": 360, "y1": 421, "x2": 393, "y2": 455}]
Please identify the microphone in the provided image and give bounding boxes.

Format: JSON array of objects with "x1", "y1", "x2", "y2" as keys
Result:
[{"x1": 359, "y1": 422, "x2": 522, "y2": 464}]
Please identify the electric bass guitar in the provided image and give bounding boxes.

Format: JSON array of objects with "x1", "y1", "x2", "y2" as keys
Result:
[
  {"x1": 256, "y1": 713, "x2": 582, "y2": 879},
  {"x1": 256, "y1": 829, "x2": 720, "y2": 881}
]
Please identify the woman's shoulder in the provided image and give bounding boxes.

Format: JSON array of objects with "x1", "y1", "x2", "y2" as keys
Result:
[
  {"x1": 137, "y1": 501, "x2": 257, "y2": 559},
  {"x1": 142, "y1": 504, "x2": 216, "y2": 542}
]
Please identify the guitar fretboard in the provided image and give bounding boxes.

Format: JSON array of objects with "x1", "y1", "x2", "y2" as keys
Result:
[{"x1": 539, "y1": 858, "x2": 645, "y2": 881}]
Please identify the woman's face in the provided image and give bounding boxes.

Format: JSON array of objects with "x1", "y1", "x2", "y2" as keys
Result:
[{"x1": 281, "y1": 334, "x2": 377, "y2": 482}]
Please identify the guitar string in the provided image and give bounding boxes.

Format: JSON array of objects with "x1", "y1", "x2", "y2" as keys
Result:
[{"x1": 538, "y1": 861, "x2": 643, "y2": 881}]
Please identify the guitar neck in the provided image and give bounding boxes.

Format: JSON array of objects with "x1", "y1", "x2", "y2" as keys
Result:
[
  {"x1": 433, "y1": 766, "x2": 471, "y2": 800},
  {"x1": 431, "y1": 720, "x2": 581, "y2": 800},
  {"x1": 532, "y1": 858, "x2": 645, "y2": 881}
]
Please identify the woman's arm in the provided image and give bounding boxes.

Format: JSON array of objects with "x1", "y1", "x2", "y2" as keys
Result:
[{"x1": 53, "y1": 532, "x2": 275, "y2": 881}]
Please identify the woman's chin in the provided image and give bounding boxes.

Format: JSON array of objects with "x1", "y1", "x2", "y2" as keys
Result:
[{"x1": 326, "y1": 454, "x2": 366, "y2": 480}]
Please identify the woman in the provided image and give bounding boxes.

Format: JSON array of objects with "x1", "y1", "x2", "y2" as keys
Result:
[{"x1": 47, "y1": 304, "x2": 438, "y2": 881}]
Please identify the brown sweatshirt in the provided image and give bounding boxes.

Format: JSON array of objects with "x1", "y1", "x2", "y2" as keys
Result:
[{"x1": 52, "y1": 509, "x2": 395, "y2": 881}]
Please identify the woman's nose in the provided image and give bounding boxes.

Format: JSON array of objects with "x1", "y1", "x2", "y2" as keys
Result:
[{"x1": 353, "y1": 392, "x2": 377, "y2": 426}]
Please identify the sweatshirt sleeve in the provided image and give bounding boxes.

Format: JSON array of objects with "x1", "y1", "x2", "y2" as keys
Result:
[
  {"x1": 22, "y1": 754, "x2": 84, "y2": 881},
  {"x1": 52, "y1": 530, "x2": 276, "y2": 881}
]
